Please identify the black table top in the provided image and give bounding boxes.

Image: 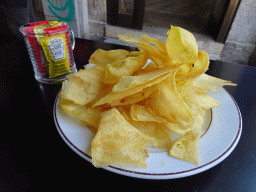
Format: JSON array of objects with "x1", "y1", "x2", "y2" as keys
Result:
[{"x1": 0, "y1": 37, "x2": 256, "y2": 192}]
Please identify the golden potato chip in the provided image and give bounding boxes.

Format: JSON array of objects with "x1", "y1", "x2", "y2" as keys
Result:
[
  {"x1": 196, "y1": 93, "x2": 222, "y2": 109},
  {"x1": 138, "y1": 34, "x2": 167, "y2": 53},
  {"x1": 118, "y1": 33, "x2": 172, "y2": 68},
  {"x1": 59, "y1": 98, "x2": 101, "y2": 128},
  {"x1": 176, "y1": 51, "x2": 209, "y2": 79},
  {"x1": 61, "y1": 65, "x2": 105, "y2": 105},
  {"x1": 130, "y1": 104, "x2": 168, "y2": 124},
  {"x1": 193, "y1": 74, "x2": 237, "y2": 92},
  {"x1": 103, "y1": 50, "x2": 148, "y2": 84},
  {"x1": 89, "y1": 49, "x2": 129, "y2": 66},
  {"x1": 171, "y1": 81, "x2": 206, "y2": 134},
  {"x1": 59, "y1": 25, "x2": 238, "y2": 168},
  {"x1": 93, "y1": 68, "x2": 174, "y2": 107},
  {"x1": 91, "y1": 108, "x2": 151, "y2": 168},
  {"x1": 61, "y1": 76, "x2": 88, "y2": 105},
  {"x1": 147, "y1": 69, "x2": 193, "y2": 128},
  {"x1": 147, "y1": 90, "x2": 205, "y2": 135},
  {"x1": 177, "y1": 81, "x2": 203, "y2": 116},
  {"x1": 73, "y1": 64, "x2": 105, "y2": 81},
  {"x1": 166, "y1": 26, "x2": 198, "y2": 65},
  {"x1": 110, "y1": 86, "x2": 156, "y2": 106},
  {"x1": 191, "y1": 85, "x2": 212, "y2": 93},
  {"x1": 185, "y1": 113, "x2": 205, "y2": 135},
  {"x1": 163, "y1": 116, "x2": 203, "y2": 135},
  {"x1": 131, "y1": 103, "x2": 190, "y2": 134},
  {"x1": 121, "y1": 110, "x2": 172, "y2": 149},
  {"x1": 169, "y1": 134, "x2": 200, "y2": 165},
  {"x1": 164, "y1": 122, "x2": 186, "y2": 135},
  {"x1": 178, "y1": 63, "x2": 191, "y2": 75},
  {"x1": 82, "y1": 122, "x2": 98, "y2": 134},
  {"x1": 59, "y1": 97, "x2": 80, "y2": 111},
  {"x1": 86, "y1": 84, "x2": 114, "y2": 108},
  {"x1": 131, "y1": 121, "x2": 172, "y2": 150},
  {"x1": 176, "y1": 80, "x2": 187, "y2": 87},
  {"x1": 112, "y1": 67, "x2": 174, "y2": 93}
]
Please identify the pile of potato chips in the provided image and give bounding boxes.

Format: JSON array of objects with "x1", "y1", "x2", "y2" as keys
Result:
[{"x1": 60, "y1": 26, "x2": 236, "y2": 168}]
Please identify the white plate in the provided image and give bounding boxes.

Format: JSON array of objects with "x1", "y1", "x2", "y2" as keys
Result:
[{"x1": 53, "y1": 87, "x2": 242, "y2": 179}]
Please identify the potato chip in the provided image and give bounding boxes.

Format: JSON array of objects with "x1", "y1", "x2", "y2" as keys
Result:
[
  {"x1": 121, "y1": 110, "x2": 172, "y2": 149},
  {"x1": 59, "y1": 97, "x2": 80, "y2": 111},
  {"x1": 130, "y1": 121, "x2": 172, "y2": 149},
  {"x1": 162, "y1": 104, "x2": 205, "y2": 135},
  {"x1": 130, "y1": 103, "x2": 189, "y2": 134},
  {"x1": 61, "y1": 65, "x2": 105, "y2": 105},
  {"x1": 91, "y1": 108, "x2": 151, "y2": 168},
  {"x1": 93, "y1": 68, "x2": 174, "y2": 107},
  {"x1": 176, "y1": 51, "x2": 209, "y2": 79},
  {"x1": 177, "y1": 81, "x2": 203, "y2": 116},
  {"x1": 130, "y1": 104, "x2": 168, "y2": 123},
  {"x1": 86, "y1": 83, "x2": 114, "y2": 108},
  {"x1": 73, "y1": 64, "x2": 105, "y2": 81},
  {"x1": 103, "y1": 50, "x2": 148, "y2": 84},
  {"x1": 138, "y1": 35, "x2": 167, "y2": 53},
  {"x1": 169, "y1": 134, "x2": 200, "y2": 165},
  {"x1": 164, "y1": 122, "x2": 186, "y2": 135},
  {"x1": 178, "y1": 63, "x2": 191, "y2": 75},
  {"x1": 185, "y1": 113, "x2": 205, "y2": 135},
  {"x1": 89, "y1": 49, "x2": 129, "y2": 66},
  {"x1": 110, "y1": 86, "x2": 156, "y2": 106},
  {"x1": 82, "y1": 122, "x2": 98, "y2": 134},
  {"x1": 193, "y1": 74, "x2": 237, "y2": 92},
  {"x1": 174, "y1": 81, "x2": 206, "y2": 134},
  {"x1": 147, "y1": 69, "x2": 193, "y2": 128},
  {"x1": 163, "y1": 118, "x2": 203, "y2": 135},
  {"x1": 196, "y1": 93, "x2": 222, "y2": 109},
  {"x1": 112, "y1": 67, "x2": 174, "y2": 93},
  {"x1": 61, "y1": 75, "x2": 88, "y2": 105},
  {"x1": 118, "y1": 33, "x2": 172, "y2": 68},
  {"x1": 59, "y1": 98, "x2": 101, "y2": 128},
  {"x1": 166, "y1": 26, "x2": 198, "y2": 65},
  {"x1": 176, "y1": 80, "x2": 187, "y2": 87},
  {"x1": 59, "y1": 25, "x2": 238, "y2": 168}
]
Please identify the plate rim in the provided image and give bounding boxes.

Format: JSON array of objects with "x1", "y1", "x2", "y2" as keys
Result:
[{"x1": 53, "y1": 88, "x2": 242, "y2": 179}]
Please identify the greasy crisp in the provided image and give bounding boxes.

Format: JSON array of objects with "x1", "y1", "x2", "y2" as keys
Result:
[{"x1": 60, "y1": 25, "x2": 237, "y2": 168}]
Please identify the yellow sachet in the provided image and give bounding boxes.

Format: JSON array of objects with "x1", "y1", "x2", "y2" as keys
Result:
[{"x1": 40, "y1": 34, "x2": 71, "y2": 78}]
